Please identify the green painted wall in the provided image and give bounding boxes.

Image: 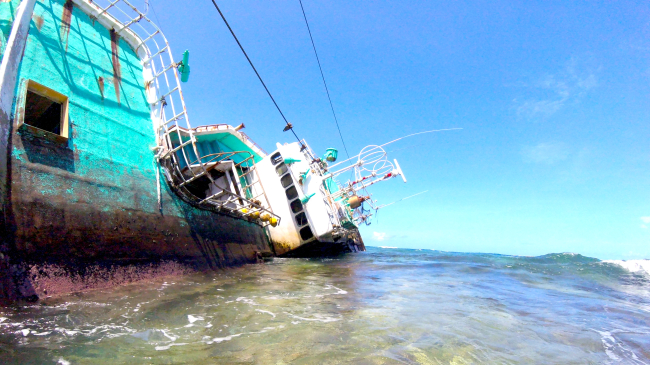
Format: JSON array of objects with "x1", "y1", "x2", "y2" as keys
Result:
[{"x1": 11, "y1": 0, "x2": 185, "y2": 218}]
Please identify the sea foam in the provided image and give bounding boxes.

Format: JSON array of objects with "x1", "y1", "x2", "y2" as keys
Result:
[{"x1": 603, "y1": 260, "x2": 650, "y2": 275}]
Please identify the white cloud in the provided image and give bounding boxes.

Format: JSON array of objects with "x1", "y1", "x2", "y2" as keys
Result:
[
  {"x1": 640, "y1": 216, "x2": 650, "y2": 224},
  {"x1": 522, "y1": 142, "x2": 569, "y2": 165},
  {"x1": 516, "y1": 99, "x2": 565, "y2": 119},
  {"x1": 514, "y1": 58, "x2": 599, "y2": 121},
  {"x1": 373, "y1": 232, "x2": 387, "y2": 241}
]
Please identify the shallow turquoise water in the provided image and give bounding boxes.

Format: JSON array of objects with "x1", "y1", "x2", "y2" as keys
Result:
[{"x1": 1, "y1": 247, "x2": 649, "y2": 364}]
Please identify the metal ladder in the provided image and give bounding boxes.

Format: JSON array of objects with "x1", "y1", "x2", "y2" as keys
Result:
[{"x1": 85, "y1": 0, "x2": 280, "y2": 226}]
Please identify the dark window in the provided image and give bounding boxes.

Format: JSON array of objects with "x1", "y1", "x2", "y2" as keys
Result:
[
  {"x1": 299, "y1": 226, "x2": 314, "y2": 241},
  {"x1": 285, "y1": 186, "x2": 298, "y2": 200},
  {"x1": 275, "y1": 163, "x2": 288, "y2": 176},
  {"x1": 280, "y1": 174, "x2": 293, "y2": 188},
  {"x1": 18, "y1": 81, "x2": 69, "y2": 141},
  {"x1": 290, "y1": 199, "x2": 303, "y2": 213},
  {"x1": 25, "y1": 90, "x2": 63, "y2": 134},
  {"x1": 271, "y1": 152, "x2": 282, "y2": 165},
  {"x1": 295, "y1": 212, "x2": 308, "y2": 226}
]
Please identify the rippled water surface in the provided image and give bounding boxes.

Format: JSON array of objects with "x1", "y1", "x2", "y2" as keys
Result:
[{"x1": 1, "y1": 247, "x2": 649, "y2": 364}]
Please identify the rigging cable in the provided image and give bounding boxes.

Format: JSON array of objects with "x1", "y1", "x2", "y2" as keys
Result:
[
  {"x1": 209, "y1": 0, "x2": 302, "y2": 144},
  {"x1": 297, "y1": 0, "x2": 350, "y2": 159}
]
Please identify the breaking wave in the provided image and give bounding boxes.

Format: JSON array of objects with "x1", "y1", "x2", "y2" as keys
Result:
[{"x1": 603, "y1": 259, "x2": 650, "y2": 276}]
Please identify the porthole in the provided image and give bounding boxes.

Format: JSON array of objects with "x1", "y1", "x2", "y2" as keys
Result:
[
  {"x1": 295, "y1": 212, "x2": 308, "y2": 226},
  {"x1": 275, "y1": 163, "x2": 288, "y2": 176},
  {"x1": 290, "y1": 199, "x2": 303, "y2": 214},
  {"x1": 285, "y1": 186, "x2": 298, "y2": 200},
  {"x1": 280, "y1": 174, "x2": 293, "y2": 188},
  {"x1": 271, "y1": 152, "x2": 283, "y2": 165},
  {"x1": 299, "y1": 226, "x2": 314, "y2": 241}
]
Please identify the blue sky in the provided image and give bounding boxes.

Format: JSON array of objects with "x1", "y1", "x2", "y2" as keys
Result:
[{"x1": 150, "y1": 0, "x2": 650, "y2": 260}]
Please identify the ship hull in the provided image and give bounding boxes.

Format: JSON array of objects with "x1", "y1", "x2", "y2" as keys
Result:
[{"x1": 2, "y1": 127, "x2": 273, "y2": 302}]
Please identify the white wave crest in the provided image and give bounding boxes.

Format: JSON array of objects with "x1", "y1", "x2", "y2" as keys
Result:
[
  {"x1": 187, "y1": 315, "x2": 204, "y2": 323},
  {"x1": 591, "y1": 329, "x2": 650, "y2": 363},
  {"x1": 285, "y1": 312, "x2": 341, "y2": 323},
  {"x1": 155, "y1": 342, "x2": 188, "y2": 351},
  {"x1": 603, "y1": 260, "x2": 650, "y2": 275}
]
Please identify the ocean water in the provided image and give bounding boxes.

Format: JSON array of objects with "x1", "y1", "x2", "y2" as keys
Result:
[{"x1": 1, "y1": 247, "x2": 649, "y2": 364}]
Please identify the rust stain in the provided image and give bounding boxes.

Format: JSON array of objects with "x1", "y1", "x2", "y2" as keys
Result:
[
  {"x1": 61, "y1": 0, "x2": 73, "y2": 50},
  {"x1": 110, "y1": 29, "x2": 122, "y2": 104},
  {"x1": 34, "y1": 15, "x2": 44, "y2": 31},
  {"x1": 97, "y1": 76, "x2": 105, "y2": 99}
]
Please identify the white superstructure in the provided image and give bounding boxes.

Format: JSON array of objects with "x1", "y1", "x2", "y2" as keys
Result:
[{"x1": 256, "y1": 140, "x2": 406, "y2": 256}]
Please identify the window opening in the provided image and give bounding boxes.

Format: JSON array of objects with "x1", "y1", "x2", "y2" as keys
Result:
[
  {"x1": 25, "y1": 92, "x2": 61, "y2": 134},
  {"x1": 295, "y1": 212, "x2": 308, "y2": 226},
  {"x1": 280, "y1": 174, "x2": 293, "y2": 188},
  {"x1": 275, "y1": 163, "x2": 288, "y2": 176},
  {"x1": 290, "y1": 199, "x2": 303, "y2": 214},
  {"x1": 20, "y1": 80, "x2": 69, "y2": 139},
  {"x1": 271, "y1": 152, "x2": 283, "y2": 165},
  {"x1": 299, "y1": 226, "x2": 314, "y2": 241},
  {"x1": 285, "y1": 186, "x2": 298, "y2": 200}
]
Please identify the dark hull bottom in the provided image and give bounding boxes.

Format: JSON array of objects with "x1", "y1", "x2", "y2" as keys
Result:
[
  {"x1": 0, "y1": 199, "x2": 273, "y2": 304},
  {"x1": 279, "y1": 239, "x2": 366, "y2": 258}
]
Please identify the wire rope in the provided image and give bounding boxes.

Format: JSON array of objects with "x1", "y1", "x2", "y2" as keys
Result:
[
  {"x1": 298, "y1": 0, "x2": 350, "y2": 158},
  {"x1": 209, "y1": 0, "x2": 302, "y2": 143}
]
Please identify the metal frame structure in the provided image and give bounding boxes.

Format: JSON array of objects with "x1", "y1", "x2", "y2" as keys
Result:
[
  {"x1": 85, "y1": 0, "x2": 280, "y2": 226},
  {"x1": 300, "y1": 140, "x2": 408, "y2": 227}
]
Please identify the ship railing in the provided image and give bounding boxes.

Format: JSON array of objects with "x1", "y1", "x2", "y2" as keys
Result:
[
  {"x1": 84, "y1": 0, "x2": 276, "y2": 225},
  {"x1": 168, "y1": 149, "x2": 279, "y2": 227}
]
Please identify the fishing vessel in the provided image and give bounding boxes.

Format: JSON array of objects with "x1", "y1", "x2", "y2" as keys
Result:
[{"x1": 0, "y1": 0, "x2": 406, "y2": 302}]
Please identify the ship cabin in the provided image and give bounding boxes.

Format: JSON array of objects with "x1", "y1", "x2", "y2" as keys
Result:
[{"x1": 255, "y1": 141, "x2": 363, "y2": 256}]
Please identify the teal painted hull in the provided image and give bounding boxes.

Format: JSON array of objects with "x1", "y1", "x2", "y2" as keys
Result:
[{"x1": 0, "y1": 0, "x2": 273, "y2": 303}]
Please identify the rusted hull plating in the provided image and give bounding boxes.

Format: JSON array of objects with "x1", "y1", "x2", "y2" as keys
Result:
[{"x1": 0, "y1": 131, "x2": 272, "y2": 303}]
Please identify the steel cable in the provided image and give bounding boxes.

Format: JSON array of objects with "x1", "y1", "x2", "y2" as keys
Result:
[
  {"x1": 209, "y1": 0, "x2": 302, "y2": 144},
  {"x1": 298, "y1": 0, "x2": 350, "y2": 158}
]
